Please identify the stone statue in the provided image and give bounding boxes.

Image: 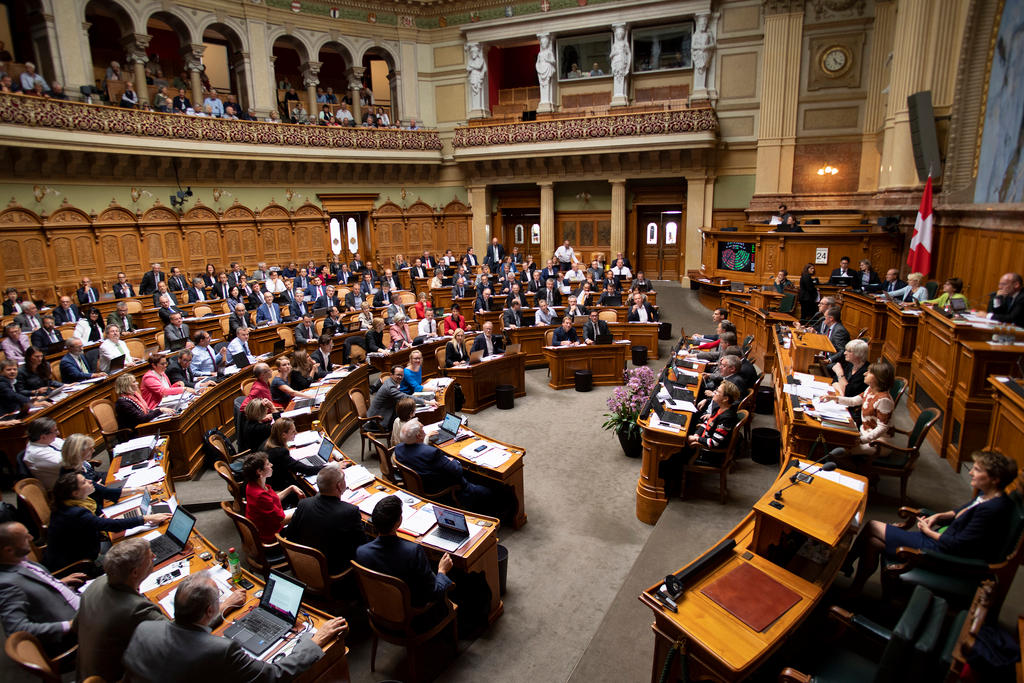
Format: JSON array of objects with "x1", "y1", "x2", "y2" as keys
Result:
[
  {"x1": 609, "y1": 23, "x2": 631, "y2": 106},
  {"x1": 535, "y1": 33, "x2": 556, "y2": 111},
  {"x1": 465, "y1": 42, "x2": 487, "y2": 114},
  {"x1": 691, "y1": 13, "x2": 716, "y2": 93}
]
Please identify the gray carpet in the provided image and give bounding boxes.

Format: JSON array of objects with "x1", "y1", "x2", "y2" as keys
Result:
[{"x1": 4, "y1": 283, "x2": 1022, "y2": 682}]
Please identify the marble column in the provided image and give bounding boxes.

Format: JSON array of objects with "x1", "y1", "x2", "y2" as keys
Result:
[
  {"x1": 346, "y1": 66, "x2": 365, "y2": 123},
  {"x1": 301, "y1": 61, "x2": 321, "y2": 117},
  {"x1": 858, "y1": 0, "x2": 896, "y2": 193},
  {"x1": 468, "y1": 185, "x2": 490, "y2": 255},
  {"x1": 754, "y1": 3, "x2": 803, "y2": 196},
  {"x1": 609, "y1": 179, "x2": 627, "y2": 259},
  {"x1": 123, "y1": 33, "x2": 151, "y2": 105},
  {"x1": 51, "y1": 10, "x2": 90, "y2": 91},
  {"x1": 682, "y1": 175, "x2": 711, "y2": 285},
  {"x1": 539, "y1": 182, "x2": 554, "y2": 261},
  {"x1": 183, "y1": 43, "x2": 206, "y2": 110},
  {"x1": 231, "y1": 51, "x2": 251, "y2": 113}
]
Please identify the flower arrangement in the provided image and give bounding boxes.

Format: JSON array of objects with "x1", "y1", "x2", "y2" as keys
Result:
[{"x1": 602, "y1": 365, "x2": 657, "y2": 440}]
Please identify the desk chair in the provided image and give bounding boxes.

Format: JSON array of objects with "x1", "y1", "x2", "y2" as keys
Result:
[
  {"x1": 125, "y1": 338, "x2": 146, "y2": 359},
  {"x1": 394, "y1": 461, "x2": 460, "y2": 507},
  {"x1": 737, "y1": 389, "x2": 756, "y2": 456},
  {"x1": 681, "y1": 409, "x2": 750, "y2": 504},
  {"x1": 219, "y1": 317, "x2": 231, "y2": 337},
  {"x1": 48, "y1": 360, "x2": 61, "y2": 383},
  {"x1": 87, "y1": 398, "x2": 132, "y2": 457},
  {"x1": 889, "y1": 377, "x2": 908, "y2": 411},
  {"x1": 203, "y1": 429, "x2": 245, "y2": 465},
  {"x1": 942, "y1": 582, "x2": 995, "y2": 681},
  {"x1": 368, "y1": 435, "x2": 402, "y2": 485},
  {"x1": 14, "y1": 478, "x2": 50, "y2": 543},
  {"x1": 774, "y1": 292, "x2": 796, "y2": 314},
  {"x1": 4, "y1": 631, "x2": 76, "y2": 683},
  {"x1": 192, "y1": 304, "x2": 212, "y2": 317},
  {"x1": 213, "y1": 461, "x2": 246, "y2": 513},
  {"x1": 741, "y1": 334, "x2": 754, "y2": 358},
  {"x1": 434, "y1": 347, "x2": 446, "y2": 376},
  {"x1": 275, "y1": 532, "x2": 354, "y2": 610},
  {"x1": 155, "y1": 331, "x2": 165, "y2": 349},
  {"x1": 220, "y1": 501, "x2": 287, "y2": 574},
  {"x1": 862, "y1": 407, "x2": 941, "y2": 506},
  {"x1": 124, "y1": 300, "x2": 142, "y2": 314},
  {"x1": 597, "y1": 309, "x2": 617, "y2": 323},
  {"x1": 58, "y1": 327, "x2": 74, "y2": 340},
  {"x1": 277, "y1": 326, "x2": 294, "y2": 349},
  {"x1": 349, "y1": 387, "x2": 389, "y2": 461},
  {"x1": 240, "y1": 379, "x2": 255, "y2": 397},
  {"x1": 351, "y1": 560, "x2": 458, "y2": 683}
]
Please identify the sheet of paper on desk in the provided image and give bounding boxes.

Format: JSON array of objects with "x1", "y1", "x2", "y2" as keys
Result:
[
  {"x1": 290, "y1": 443, "x2": 321, "y2": 461},
  {"x1": 657, "y1": 387, "x2": 672, "y2": 401},
  {"x1": 424, "y1": 377, "x2": 453, "y2": 390},
  {"x1": 114, "y1": 435, "x2": 158, "y2": 456},
  {"x1": 123, "y1": 466, "x2": 166, "y2": 489},
  {"x1": 323, "y1": 369, "x2": 351, "y2": 380},
  {"x1": 400, "y1": 506, "x2": 437, "y2": 536},
  {"x1": 808, "y1": 400, "x2": 852, "y2": 421},
  {"x1": 341, "y1": 488, "x2": 370, "y2": 505},
  {"x1": 157, "y1": 567, "x2": 233, "y2": 619},
  {"x1": 814, "y1": 468, "x2": 866, "y2": 492},
  {"x1": 344, "y1": 465, "x2": 374, "y2": 490},
  {"x1": 281, "y1": 406, "x2": 312, "y2": 418},
  {"x1": 357, "y1": 491, "x2": 390, "y2": 515},
  {"x1": 290, "y1": 430, "x2": 321, "y2": 447},
  {"x1": 668, "y1": 399, "x2": 697, "y2": 413},
  {"x1": 139, "y1": 559, "x2": 191, "y2": 593},
  {"x1": 222, "y1": 365, "x2": 240, "y2": 375},
  {"x1": 793, "y1": 372, "x2": 816, "y2": 383},
  {"x1": 459, "y1": 440, "x2": 492, "y2": 459},
  {"x1": 394, "y1": 491, "x2": 420, "y2": 507},
  {"x1": 476, "y1": 449, "x2": 512, "y2": 468}
]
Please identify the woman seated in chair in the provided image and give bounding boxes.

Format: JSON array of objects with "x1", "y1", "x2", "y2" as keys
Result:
[
  {"x1": 823, "y1": 360, "x2": 895, "y2": 456},
  {"x1": 288, "y1": 349, "x2": 319, "y2": 392},
  {"x1": 400, "y1": 349, "x2": 426, "y2": 394},
  {"x1": 114, "y1": 373, "x2": 171, "y2": 435},
  {"x1": 226, "y1": 285, "x2": 245, "y2": 312},
  {"x1": 238, "y1": 397, "x2": 274, "y2": 453},
  {"x1": 389, "y1": 311, "x2": 413, "y2": 351},
  {"x1": 59, "y1": 433, "x2": 125, "y2": 504},
  {"x1": 831, "y1": 338, "x2": 869, "y2": 400},
  {"x1": 925, "y1": 277, "x2": 969, "y2": 310},
  {"x1": 242, "y1": 451, "x2": 304, "y2": 544},
  {"x1": 353, "y1": 301, "x2": 373, "y2": 331},
  {"x1": 845, "y1": 450, "x2": 1018, "y2": 595},
  {"x1": 269, "y1": 356, "x2": 309, "y2": 406},
  {"x1": 16, "y1": 346, "x2": 62, "y2": 397},
  {"x1": 74, "y1": 307, "x2": 104, "y2": 343},
  {"x1": 428, "y1": 269, "x2": 444, "y2": 291},
  {"x1": 442, "y1": 303, "x2": 470, "y2": 335},
  {"x1": 140, "y1": 352, "x2": 192, "y2": 409},
  {"x1": 44, "y1": 471, "x2": 169, "y2": 573},
  {"x1": 686, "y1": 380, "x2": 740, "y2": 466},
  {"x1": 445, "y1": 328, "x2": 470, "y2": 368},
  {"x1": 889, "y1": 272, "x2": 928, "y2": 305},
  {"x1": 391, "y1": 396, "x2": 417, "y2": 446},
  {"x1": 365, "y1": 317, "x2": 388, "y2": 354},
  {"x1": 262, "y1": 417, "x2": 322, "y2": 490}
]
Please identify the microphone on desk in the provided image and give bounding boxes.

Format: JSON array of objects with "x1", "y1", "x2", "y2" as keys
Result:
[{"x1": 774, "y1": 460, "x2": 838, "y2": 501}]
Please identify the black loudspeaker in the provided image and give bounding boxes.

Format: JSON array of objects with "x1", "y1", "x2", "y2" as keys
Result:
[
  {"x1": 521, "y1": 110, "x2": 537, "y2": 121},
  {"x1": 907, "y1": 91, "x2": 942, "y2": 182}
]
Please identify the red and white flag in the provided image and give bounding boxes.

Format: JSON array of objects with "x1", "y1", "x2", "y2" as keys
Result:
[{"x1": 907, "y1": 176, "x2": 933, "y2": 275}]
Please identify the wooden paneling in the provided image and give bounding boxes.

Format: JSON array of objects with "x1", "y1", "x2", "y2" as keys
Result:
[
  {"x1": 0, "y1": 199, "x2": 329, "y2": 300},
  {"x1": 370, "y1": 199, "x2": 472, "y2": 267},
  {"x1": 556, "y1": 211, "x2": 611, "y2": 255},
  {"x1": 932, "y1": 222, "x2": 1024, "y2": 309}
]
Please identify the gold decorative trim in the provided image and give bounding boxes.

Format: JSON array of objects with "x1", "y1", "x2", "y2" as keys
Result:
[{"x1": 818, "y1": 45, "x2": 853, "y2": 79}]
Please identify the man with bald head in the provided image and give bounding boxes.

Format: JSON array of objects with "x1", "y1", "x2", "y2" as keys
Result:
[
  {"x1": 988, "y1": 272, "x2": 1024, "y2": 327},
  {"x1": 285, "y1": 463, "x2": 367, "y2": 576}
]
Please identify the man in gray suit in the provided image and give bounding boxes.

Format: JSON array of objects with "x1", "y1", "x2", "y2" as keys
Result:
[
  {"x1": 821, "y1": 305, "x2": 851, "y2": 365},
  {"x1": 163, "y1": 312, "x2": 192, "y2": 352},
  {"x1": 75, "y1": 538, "x2": 245, "y2": 682},
  {"x1": 367, "y1": 365, "x2": 427, "y2": 430},
  {"x1": 0, "y1": 522, "x2": 82, "y2": 655},
  {"x1": 122, "y1": 572, "x2": 346, "y2": 682},
  {"x1": 13, "y1": 301, "x2": 43, "y2": 333}
]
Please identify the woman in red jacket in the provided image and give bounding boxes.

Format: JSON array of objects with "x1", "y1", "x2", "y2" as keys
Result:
[{"x1": 242, "y1": 452, "x2": 304, "y2": 544}]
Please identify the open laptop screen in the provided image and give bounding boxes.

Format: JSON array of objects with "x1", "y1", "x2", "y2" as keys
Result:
[
  {"x1": 262, "y1": 570, "x2": 304, "y2": 623},
  {"x1": 165, "y1": 507, "x2": 196, "y2": 546},
  {"x1": 433, "y1": 506, "x2": 469, "y2": 533}
]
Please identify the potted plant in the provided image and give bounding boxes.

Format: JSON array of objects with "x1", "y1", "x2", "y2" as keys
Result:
[{"x1": 602, "y1": 365, "x2": 657, "y2": 457}]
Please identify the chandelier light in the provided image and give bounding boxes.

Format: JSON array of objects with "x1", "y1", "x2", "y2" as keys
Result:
[{"x1": 816, "y1": 163, "x2": 839, "y2": 176}]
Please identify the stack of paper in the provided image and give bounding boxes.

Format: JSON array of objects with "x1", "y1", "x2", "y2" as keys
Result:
[
  {"x1": 290, "y1": 442, "x2": 321, "y2": 461},
  {"x1": 280, "y1": 406, "x2": 311, "y2": 418},
  {"x1": 289, "y1": 431, "x2": 320, "y2": 448},
  {"x1": 343, "y1": 465, "x2": 374, "y2": 490},
  {"x1": 400, "y1": 506, "x2": 437, "y2": 536},
  {"x1": 323, "y1": 369, "x2": 351, "y2": 380},
  {"x1": 355, "y1": 491, "x2": 390, "y2": 515},
  {"x1": 122, "y1": 466, "x2": 166, "y2": 488},
  {"x1": 113, "y1": 435, "x2": 158, "y2": 457}
]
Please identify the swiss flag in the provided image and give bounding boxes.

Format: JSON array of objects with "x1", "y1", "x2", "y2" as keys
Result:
[{"x1": 907, "y1": 176, "x2": 933, "y2": 275}]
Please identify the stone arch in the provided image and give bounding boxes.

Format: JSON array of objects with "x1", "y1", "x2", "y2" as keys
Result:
[
  {"x1": 316, "y1": 39, "x2": 354, "y2": 100},
  {"x1": 201, "y1": 20, "x2": 251, "y2": 111},
  {"x1": 144, "y1": 9, "x2": 194, "y2": 100},
  {"x1": 84, "y1": 0, "x2": 141, "y2": 103},
  {"x1": 267, "y1": 30, "x2": 312, "y2": 64}
]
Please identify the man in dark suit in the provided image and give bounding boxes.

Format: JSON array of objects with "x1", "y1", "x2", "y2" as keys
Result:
[
  {"x1": 187, "y1": 278, "x2": 209, "y2": 303},
  {"x1": 475, "y1": 288, "x2": 495, "y2": 314},
  {"x1": 76, "y1": 277, "x2": 101, "y2": 306},
  {"x1": 582, "y1": 310, "x2": 610, "y2": 344},
  {"x1": 880, "y1": 268, "x2": 906, "y2": 294},
  {"x1": 828, "y1": 256, "x2": 855, "y2": 287},
  {"x1": 156, "y1": 295, "x2": 181, "y2": 326},
  {"x1": 166, "y1": 349, "x2": 197, "y2": 387},
  {"x1": 821, "y1": 305, "x2": 851, "y2": 365},
  {"x1": 247, "y1": 282, "x2": 266, "y2": 311},
  {"x1": 451, "y1": 277, "x2": 469, "y2": 300},
  {"x1": 343, "y1": 288, "x2": 365, "y2": 312},
  {"x1": 164, "y1": 312, "x2": 192, "y2": 352},
  {"x1": 305, "y1": 277, "x2": 327, "y2": 303},
  {"x1": 356, "y1": 495, "x2": 454, "y2": 609},
  {"x1": 106, "y1": 301, "x2": 135, "y2": 333},
  {"x1": 151, "y1": 281, "x2": 178, "y2": 308},
  {"x1": 465, "y1": 248, "x2": 478, "y2": 267},
  {"x1": 211, "y1": 273, "x2": 231, "y2": 301},
  {"x1": 31, "y1": 315, "x2": 62, "y2": 350},
  {"x1": 599, "y1": 283, "x2": 622, "y2": 307},
  {"x1": 287, "y1": 289, "x2": 310, "y2": 318},
  {"x1": 350, "y1": 253, "x2": 365, "y2": 274},
  {"x1": 167, "y1": 267, "x2": 188, "y2": 292},
  {"x1": 122, "y1": 573, "x2": 344, "y2": 682},
  {"x1": 139, "y1": 262, "x2": 165, "y2": 296},
  {"x1": 112, "y1": 272, "x2": 136, "y2": 299},
  {"x1": 310, "y1": 335, "x2": 333, "y2": 379},
  {"x1": 291, "y1": 268, "x2": 310, "y2": 293},
  {"x1": 225, "y1": 262, "x2": 244, "y2": 288},
  {"x1": 373, "y1": 282, "x2": 395, "y2": 308},
  {"x1": 988, "y1": 272, "x2": 1024, "y2": 327},
  {"x1": 483, "y1": 237, "x2": 505, "y2": 268},
  {"x1": 700, "y1": 355, "x2": 749, "y2": 410},
  {"x1": 0, "y1": 522, "x2": 82, "y2": 655},
  {"x1": 227, "y1": 303, "x2": 251, "y2": 340},
  {"x1": 471, "y1": 321, "x2": 504, "y2": 355},
  {"x1": 421, "y1": 251, "x2": 435, "y2": 270},
  {"x1": 379, "y1": 269, "x2": 400, "y2": 292},
  {"x1": 52, "y1": 296, "x2": 81, "y2": 325},
  {"x1": 503, "y1": 301, "x2": 524, "y2": 329},
  {"x1": 312, "y1": 286, "x2": 339, "y2": 313},
  {"x1": 410, "y1": 259, "x2": 428, "y2": 280},
  {"x1": 171, "y1": 88, "x2": 191, "y2": 113},
  {"x1": 392, "y1": 420, "x2": 494, "y2": 513},
  {"x1": 294, "y1": 314, "x2": 318, "y2": 345},
  {"x1": 60, "y1": 338, "x2": 103, "y2": 382},
  {"x1": 256, "y1": 292, "x2": 283, "y2": 325},
  {"x1": 798, "y1": 296, "x2": 836, "y2": 334},
  {"x1": 628, "y1": 292, "x2": 659, "y2": 322},
  {"x1": 552, "y1": 316, "x2": 578, "y2": 345},
  {"x1": 537, "y1": 279, "x2": 561, "y2": 307},
  {"x1": 286, "y1": 463, "x2": 367, "y2": 575}
]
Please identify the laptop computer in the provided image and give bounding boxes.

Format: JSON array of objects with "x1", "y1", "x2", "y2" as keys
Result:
[
  {"x1": 652, "y1": 399, "x2": 687, "y2": 427},
  {"x1": 44, "y1": 340, "x2": 66, "y2": 356},
  {"x1": 663, "y1": 378, "x2": 695, "y2": 402},
  {"x1": 298, "y1": 435, "x2": 334, "y2": 470},
  {"x1": 233, "y1": 352, "x2": 251, "y2": 369},
  {"x1": 469, "y1": 349, "x2": 485, "y2": 365},
  {"x1": 224, "y1": 570, "x2": 306, "y2": 656},
  {"x1": 428, "y1": 413, "x2": 462, "y2": 446},
  {"x1": 118, "y1": 440, "x2": 156, "y2": 467},
  {"x1": 118, "y1": 488, "x2": 173, "y2": 524},
  {"x1": 108, "y1": 354, "x2": 126, "y2": 372},
  {"x1": 149, "y1": 506, "x2": 196, "y2": 564},
  {"x1": 423, "y1": 506, "x2": 471, "y2": 552},
  {"x1": 312, "y1": 306, "x2": 328, "y2": 318},
  {"x1": 595, "y1": 332, "x2": 614, "y2": 345},
  {"x1": 272, "y1": 339, "x2": 286, "y2": 355}
]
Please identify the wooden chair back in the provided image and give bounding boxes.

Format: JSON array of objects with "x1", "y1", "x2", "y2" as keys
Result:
[
  {"x1": 314, "y1": 319, "x2": 325, "y2": 335},
  {"x1": 368, "y1": 434, "x2": 400, "y2": 484},
  {"x1": 890, "y1": 376, "x2": 909, "y2": 410},
  {"x1": 59, "y1": 327, "x2": 74, "y2": 340},
  {"x1": 394, "y1": 460, "x2": 460, "y2": 501},
  {"x1": 682, "y1": 409, "x2": 750, "y2": 504},
  {"x1": 155, "y1": 331, "x2": 165, "y2": 349},
  {"x1": 544, "y1": 328, "x2": 555, "y2": 346},
  {"x1": 348, "y1": 387, "x2": 370, "y2": 419},
  {"x1": 275, "y1": 532, "x2": 349, "y2": 597},
  {"x1": 597, "y1": 310, "x2": 617, "y2": 322},
  {"x1": 351, "y1": 559, "x2": 417, "y2": 629},
  {"x1": 220, "y1": 501, "x2": 284, "y2": 574},
  {"x1": 125, "y1": 339, "x2": 146, "y2": 358},
  {"x1": 434, "y1": 347, "x2": 446, "y2": 375},
  {"x1": 397, "y1": 291, "x2": 416, "y2": 305},
  {"x1": 193, "y1": 304, "x2": 212, "y2": 317},
  {"x1": 14, "y1": 478, "x2": 50, "y2": 541},
  {"x1": 213, "y1": 461, "x2": 245, "y2": 512},
  {"x1": 240, "y1": 379, "x2": 254, "y2": 397},
  {"x1": 124, "y1": 299, "x2": 142, "y2": 314},
  {"x1": 4, "y1": 631, "x2": 62, "y2": 683},
  {"x1": 220, "y1": 318, "x2": 231, "y2": 337},
  {"x1": 49, "y1": 361, "x2": 61, "y2": 383},
  {"x1": 277, "y1": 326, "x2": 294, "y2": 348}
]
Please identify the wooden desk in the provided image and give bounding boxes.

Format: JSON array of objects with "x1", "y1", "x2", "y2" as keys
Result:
[
  {"x1": 542, "y1": 342, "x2": 629, "y2": 390},
  {"x1": 445, "y1": 352, "x2": 526, "y2": 413},
  {"x1": 910, "y1": 307, "x2": 1024, "y2": 468},
  {"x1": 640, "y1": 462, "x2": 867, "y2": 681},
  {"x1": 840, "y1": 292, "x2": 888, "y2": 360},
  {"x1": 609, "y1": 322, "x2": 661, "y2": 360},
  {"x1": 986, "y1": 376, "x2": 1024, "y2": 470},
  {"x1": 880, "y1": 303, "x2": 921, "y2": 377},
  {"x1": 787, "y1": 330, "x2": 834, "y2": 376},
  {"x1": 367, "y1": 337, "x2": 448, "y2": 379},
  {"x1": 722, "y1": 300, "x2": 797, "y2": 371},
  {"x1": 505, "y1": 325, "x2": 559, "y2": 368}
]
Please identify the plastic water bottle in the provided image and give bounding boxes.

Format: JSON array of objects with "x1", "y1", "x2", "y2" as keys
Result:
[{"x1": 228, "y1": 547, "x2": 241, "y2": 584}]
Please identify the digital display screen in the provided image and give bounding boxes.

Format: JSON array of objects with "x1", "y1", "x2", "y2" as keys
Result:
[{"x1": 717, "y1": 242, "x2": 756, "y2": 273}]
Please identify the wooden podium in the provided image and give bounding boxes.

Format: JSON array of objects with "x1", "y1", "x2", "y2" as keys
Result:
[
  {"x1": 640, "y1": 462, "x2": 867, "y2": 681},
  {"x1": 542, "y1": 342, "x2": 629, "y2": 390}
]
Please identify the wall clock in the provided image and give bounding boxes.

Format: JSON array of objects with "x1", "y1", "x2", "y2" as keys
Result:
[{"x1": 820, "y1": 45, "x2": 852, "y2": 78}]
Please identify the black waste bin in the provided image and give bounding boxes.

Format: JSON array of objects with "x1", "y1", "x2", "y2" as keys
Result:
[
  {"x1": 631, "y1": 345, "x2": 648, "y2": 366},
  {"x1": 658, "y1": 322, "x2": 673, "y2": 340},
  {"x1": 574, "y1": 370, "x2": 593, "y2": 392},
  {"x1": 497, "y1": 544, "x2": 509, "y2": 595},
  {"x1": 751, "y1": 427, "x2": 782, "y2": 465},
  {"x1": 495, "y1": 384, "x2": 515, "y2": 409},
  {"x1": 755, "y1": 386, "x2": 775, "y2": 414}
]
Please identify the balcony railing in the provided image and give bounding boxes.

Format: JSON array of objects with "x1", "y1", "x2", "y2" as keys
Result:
[
  {"x1": 0, "y1": 93, "x2": 443, "y2": 151},
  {"x1": 453, "y1": 107, "x2": 718, "y2": 148}
]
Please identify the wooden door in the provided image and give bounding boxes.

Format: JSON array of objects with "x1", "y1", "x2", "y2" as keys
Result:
[{"x1": 637, "y1": 208, "x2": 682, "y2": 280}]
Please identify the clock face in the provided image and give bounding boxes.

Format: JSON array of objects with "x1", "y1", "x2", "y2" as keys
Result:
[{"x1": 822, "y1": 47, "x2": 850, "y2": 75}]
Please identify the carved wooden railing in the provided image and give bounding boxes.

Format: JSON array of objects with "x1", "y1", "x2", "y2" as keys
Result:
[
  {"x1": 453, "y1": 107, "x2": 718, "y2": 148},
  {"x1": 0, "y1": 93, "x2": 443, "y2": 152}
]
